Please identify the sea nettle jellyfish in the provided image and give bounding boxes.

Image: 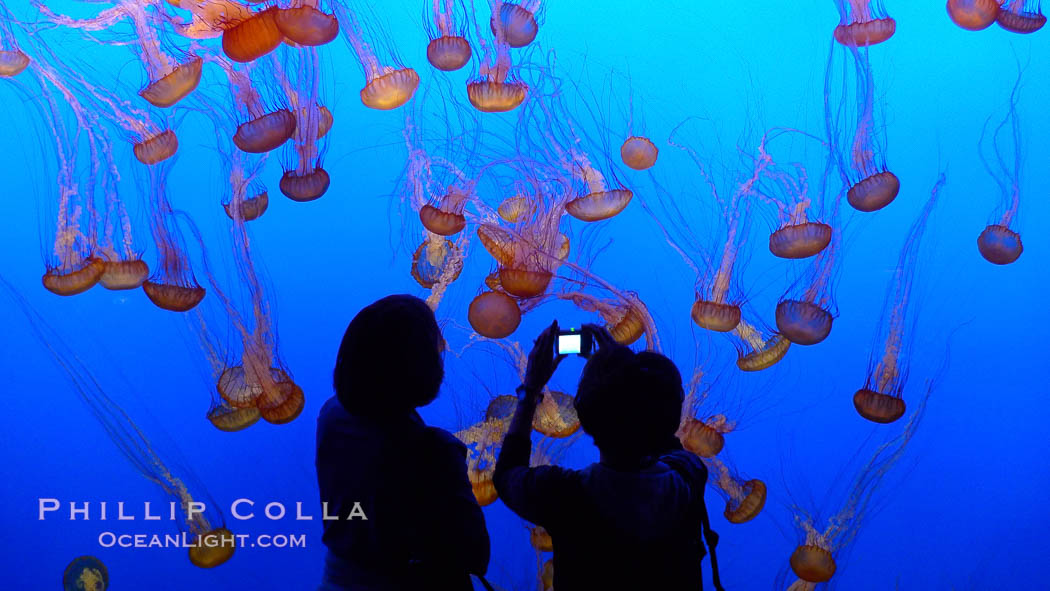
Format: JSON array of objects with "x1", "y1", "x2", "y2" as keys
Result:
[
  {"x1": 976, "y1": 72, "x2": 1026, "y2": 266},
  {"x1": 335, "y1": 2, "x2": 419, "y2": 110},
  {"x1": 35, "y1": 0, "x2": 203, "y2": 107},
  {"x1": 775, "y1": 230, "x2": 839, "y2": 346},
  {"x1": 274, "y1": 0, "x2": 340, "y2": 47},
  {"x1": 855, "y1": 175, "x2": 945, "y2": 424},
  {"x1": 947, "y1": 0, "x2": 1002, "y2": 30},
  {"x1": 784, "y1": 392, "x2": 929, "y2": 588},
  {"x1": 467, "y1": 22, "x2": 527, "y2": 112},
  {"x1": 567, "y1": 292, "x2": 655, "y2": 347},
  {"x1": 826, "y1": 38, "x2": 898, "y2": 213},
  {"x1": 0, "y1": 5, "x2": 30, "y2": 77},
  {"x1": 832, "y1": 0, "x2": 896, "y2": 46},
  {"x1": 141, "y1": 164, "x2": 207, "y2": 312},
  {"x1": 211, "y1": 55, "x2": 296, "y2": 155},
  {"x1": 277, "y1": 48, "x2": 332, "y2": 202},
  {"x1": 997, "y1": 0, "x2": 1047, "y2": 33},
  {"x1": 702, "y1": 456, "x2": 767, "y2": 524},
  {"x1": 489, "y1": 0, "x2": 542, "y2": 48},
  {"x1": 731, "y1": 316, "x2": 791, "y2": 371},
  {"x1": 426, "y1": 0, "x2": 472, "y2": 71},
  {"x1": 477, "y1": 198, "x2": 568, "y2": 299}
]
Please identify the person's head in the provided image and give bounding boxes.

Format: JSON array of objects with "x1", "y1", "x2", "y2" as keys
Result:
[
  {"x1": 333, "y1": 294, "x2": 444, "y2": 416},
  {"x1": 574, "y1": 345, "x2": 684, "y2": 459}
]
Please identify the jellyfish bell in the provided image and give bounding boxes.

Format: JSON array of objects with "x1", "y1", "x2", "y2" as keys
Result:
[
  {"x1": 411, "y1": 238, "x2": 462, "y2": 288},
  {"x1": 279, "y1": 167, "x2": 330, "y2": 202},
  {"x1": 498, "y1": 267, "x2": 553, "y2": 298},
  {"x1": 469, "y1": 467, "x2": 498, "y2": 506},
  {"x1": 139, "y1": 56, "x2": 203, "y2": 108},
  {"x1": 775, "y1": 299, "x2": 833, "y2": 345},
  {"x1": 222, "y1": 7, "x2": 283, "y2": 63},
  {"x1": 847, "y1": 170, "x2": 899, "y2": 212},
  {"x1": 0, "y1": 49, "x2": 30, "y2": 77},
  {"x1": 188, "y1": 527, "x2": 236, "y2": 568},
  {"x1": 946, "y1": 0, "x2": 1002, "y2": 30},
  {"x1": 360, "y1": 67, "x2": 420, "y2": 110},
  {"x1": 736, "y1": 334, "x2": 790, "y2": 371},
  {"x1": 223, "y1": 190, "x2": 269, "y2": 222},
  {"x1": 533, "y1": 391, "x2": 579, "y2": 438},
  {"x1": 497, "y1": 195, "x2": 535, "y2": 222},
  {"x1": 468, "y1": 290, "x2": 521, "y2": 338},
  {"x1": 997, "y1": 2, "x2": 1047, "y2": 33},
  {"x1": 620, "y1": 136, "x2": 659, "y2": 170},
  {"x1": 491, "y1": 2, "x2": 538, "y2": 47},
  {"x1": 833, "y1": 17, "x2": 896, "y2": 47},
  {"x1": 565, "y1": 189, "x2": 633, "y2": 222},
  {"x1": 42, "y1": 258, "x2": 106, "y2": 296},
  {"x1": 769, "y1": 222, "x2": 832, "y2": 259},
  {"x1": 977, "y1": 224, "x2": 1023, "y2": 265},
  {"x1": 529, "y1": 525, "x2": 553, "y2": 552},
  {"x1": 419, "y1": 204, "x2": 467, "y2": 236},
  {"x1": 723, "y1": 479, "x2": 766, "y2": 524},
  {"x1": 466, "y1": 80, "x2": 527, "y2": 113},
  {"x1": 690, "y1": 299, "x2": 742, "y2": 333},
  {"x1": 679, "y1": 418, "x2": 725, "y2": 457},
  {"x1": 63, "y1": 556, "x2": 108, "y2": 591},
  {"x1": 207, "y1": 403, "x2": 262, "y2": 432},
  {"x1": 99, "y1": 259, "x2": 150, "y2": 290},
  {"x1": 427, "y1": 35, "x2": 472, "y2": 71},
  {"x1": 541, "y1": 559, "x2": 554, "y2": 591},
  {"x1": 233, "y1": 109, "x2": 297, "y2": 153},
  {"x1": 142, "y1": 279, "x2": 206, "y2": 312},
  {"x1": 257, "y1": 378, "x2": 305, "y2": 424},
  {"x1": 274, "y1": 6, "x2": 339, "y2": 46},
  {"x1": 134, "y1": 129, "x2": 179, "y2": 165},
  {"x1": 607, "y1": 305, "x2": 645, "y2": 345},
  {"x1": 853, "y1": 388, "x2": 906, "y2": 423},
  {"x1": 790, "y1": 544, "x2": 837, "y2": 583}
]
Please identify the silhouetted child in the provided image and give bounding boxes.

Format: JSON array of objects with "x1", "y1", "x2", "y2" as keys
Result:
[
  {"x1": 316, "y1": 295, "x2": 489, "y2": 590},
  {"x1": 494, "y1": 322, "x2": 723, "y2": 590}
]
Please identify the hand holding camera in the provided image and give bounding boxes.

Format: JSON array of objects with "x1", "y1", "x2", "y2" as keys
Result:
[{"x1": 521, "y1": 321, "x2": 618, "y2": 400}]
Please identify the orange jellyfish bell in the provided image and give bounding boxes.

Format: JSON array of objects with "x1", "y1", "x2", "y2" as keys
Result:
[
  {"x1": 188, "y1": 527, "x2": 235, "y2": 568},
  {"x1": 139, "y1": 56, "x2": 203, "y2": 108},
  {"x1": 411, "y1": 238, "x2": 462, "y2": 288},
  {"x1": 280, "y1": 167, "x2": 330, "y2": 202},
  {"x1": 736, "y1": 334, "x2": 790, "y2": 371},
  {"x1": 847, "y1": 170, "x2": 899, "y2": 212},
  {"x1": 143, "y1": 280, "x2": 206, "y2": 312},
  {"x1": 427, "y1": 35, "x2": 472, "y2": 71},
  {"x1": 42, "y1": 258, "x2": 106, "y2": 296},
  {"x1": 233, "y1": 109, "x2": 297, "y2": 154},
  {"x1": 419, "y1": 204, "x2": 467, "y2": 236},
  {"x1": 620, "y1": 136, "x2": 659, "y2": 170},
  {"x1": 469, "y1": 467, "x2": 498, "y2": 506},
  {"x1": 775, "y1": 299, "x2": 833, "y2": 345},
  {"x1": 274, "y1": 6, "x2": 339, "y2": 46},
  {"x1": 497, "y1": 195, "x2": 535, "y2": 222},
  {"x1": 833, "y1": 17, "x2": 896, "y2": 47},
  {"x1": 724, "y1": 479, "x2": 766, "y2": 523},
  {"x1": 690, "y1": 299, "x2": 742, "y2": 333},
  {"x1": 532, "y1": 391, "x2": 580, "y2": 438},
  {"x1": 498, "y1": 268, "x2": 553, "y2": 298},
  {"x1": 853, "y1": 389, "x2": 906, "y2": 423},
  {"x1": 258, "y1": 379, "x2": 305, "y2": 424},
  {"x1": 946, "y1": 0, "x2": 1002, "y2": 30},
  {"x1": 0, "y1": 49, "x2": 30, "y2": 77},
  {"x1": 679, "y1": 418, "x2": 725, "y2": 457},
  {"x1": 467, "y1": 80, "x2": 527, "y2": 113},
  {"x1": 607, "y1": 306, "x2": 645, "y2": 345},
  {"x1": 790, "y1": 544, "x2": 837, "y2": 583},
  {"x1": 529, "y1": 525, "x2": 553, "y2": 552},
  {"x1": 99, "y1": 259, "x2": 150, "y2": 290},
  {"x1": 207, "y1": 404, "x2": 262, "y2": 432},
  {"x1": 223, "y1": 8, "x2": 283, "y2": 63},
  {"x1": 134, "y1": 130, "x2": 179, "y2": 165},
  {"x1": 977, "y1": 224, "x2": 1023, "y2": 264},
  {"x1": 468, "y1": 291, "x2": 521, "y2": 338},
  {"x1": 997, "y1": 2, "x2": 1047, "y2": 33},
  {"x1": 565, "y1": 189, "x2": 633, "y2": 222},
  {"x1": 224, "y1": 190, "x2": 269, "y2": 221},
  {"x1": 360, "y1": 68, "x2": 420, "y2": 110},
  {"x1": 769, "y1": 222, "x2": 832, "y2": 259},
  {"x1": 491, "y1": 3, "x2": 538, "y2": 47}
]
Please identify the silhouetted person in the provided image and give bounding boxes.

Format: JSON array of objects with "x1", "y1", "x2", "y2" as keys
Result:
[
  {"x1": 494, "y1": 322, "x2": 723, "y2": 591},
  {"x1": 316, "y1": 295, "x2": 489, "y2": 591}
]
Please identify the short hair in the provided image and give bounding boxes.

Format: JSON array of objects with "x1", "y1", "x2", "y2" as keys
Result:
[
  {"x1": 333, "y1": 294, "x2": 444, "y2": 416},
  {"x1": 574, "y1": 345, "x2": 684, "y2": 457}
]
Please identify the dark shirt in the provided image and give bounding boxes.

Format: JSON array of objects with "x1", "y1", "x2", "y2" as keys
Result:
[
  {"x1": 494, "y1": 432, "x2": 709, "y2": 591},
  {"x1": 316, "y1": 396, "x2": 489, "y2": 590}
]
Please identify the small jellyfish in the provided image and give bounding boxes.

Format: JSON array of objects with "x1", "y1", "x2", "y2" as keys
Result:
[
  {"x1": 702, "y1": 456, "x2": 767, "y2": 524},
  {"x1": 976, "y1": 70, "x2": 1025, "y2": 265},
  {"x1": 467, "y1": 19, "x2": 527, "y2": 112},
  {"x1": 832, "y1": 0, "x2": 896, "y2": 46},
  {"x1": 468, "y1": 290, "x2": 522, "y2": 338},
  {"x1": 336, "y1": 2, "x2": 419, "y2": 110},
  {"x1": 774, "y1": 241, "x2": 838, "y2": 346},
  {"x1": 274, "y1": 0, "x2": 340, "y2": 47},
  {"x1": 532, "y1": 390, "x2": 580, "y2": 438},
  {"x1": 277, "y1": 48, "x2": 332, "y2": 202},
  {"x1": 947, "y1": 0, "x2": 1002, "y2": 30},
  {"x1": 490, "y1": 0, "x2": 541, "y2": 48},
  {"x1": 427, "y1": 0, "x2": 473, "y2": 71},
  {"x1": 567, "y1": 291, "x2": 655, "y2": 347},
  {"x1": 855, "y1": 175, "x2": 945, "y2": 424},
  {"x1": 223, "y1": 7, "x2": 283, "y2": 63},
  {"x1": 0, "y1": 5, "x2": 30, "y2": 77},
  {"x1": 420, "y1": 188, "x2": 470, "y2": 235},
  {"x1": 679, "y1": 414, "x2": 733, "y2": 457},
  {"x1": 997, "y1": 0, "x2": 1047, "y2": 33},
  {"x1": 63, "y1": 556, "x2": 108, "y2": 591},
  {"x1": 211, "y1": 55, "x2": 297, "y2": 155},
  {"x1": 731, "y1": 318, "x2": 791, "y2": 371},
  {"x1": 621, "y1": 136, "x2": 659, "y2": 170},
  {"x1": 529, "y1": 525, "x2": 553, "y2": 552},
  {"x1": 142, "y1": 165, "x2": 207, "y2": 312}
]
